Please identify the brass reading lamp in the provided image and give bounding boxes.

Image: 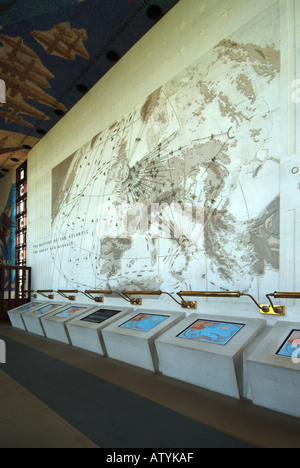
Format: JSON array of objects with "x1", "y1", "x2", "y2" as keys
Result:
[
  {"x1": 122, "y1": 290, "x2": 197, "y2": 309},
  {"x1": 81, "y1": 289, "x2": 140, "y2": 305},
  {"x1": 264, "y1": 291, "x2": 300, "y2": 315},
  {"x1": 177, "y1": 290, "x2": 241, "y2": 310},
  {"x1": 56, "y1": 289, "x2": 78, "y2": 301},
  {"x1": 176, "y1": 290, "x2": 286, "y2": 314},
  {"x1": 122, "y1": 290, "x2": 159, "y2": 306},
  {"x1": 113, "y1": 290, "x2": 142, "y2": 306},
  {"x1": 35, "y1": 289, "x2": 55, "y2": 299}
]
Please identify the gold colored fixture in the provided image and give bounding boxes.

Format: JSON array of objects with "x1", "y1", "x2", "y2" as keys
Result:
[
  {"x1": 118, "y1": 290, "x2": 143, "y2": 306},
  {"x1": 84, "y1": 289, "x2": 141, "y2": 306},
  {"x1": 122, "y1": 290, "x2": 161, "y2": 307},
  {"x1": 36, "y1": 289, "x2": 55, "y2": 299},
  {"x1": 263, "y1": 291, "x2": 300, "y2": 316},
  {"x1": 269, "y1": 291, "x2": 300, "y2": 299},
  {"x1": 123, "y1": 290, "x2": 163, "y2": 296},
  {"x1": 57, "y1": 290, "x2": 78, "y2": 301},
  {"x1": 80, "y1": 289, "x2": 112, "y2": 302},
  {"x1": 178, "y1": 291, "x2": 242, "y2": 298},
  {"x1": 122, "y1": 290, "x2": 197, "y2": 309},
  {"x1": 177, "y1": 290, "x2": 241, "y2": 310},
  {"x1": 176, "y1": 290, "x2": 279, "y2": 314}
]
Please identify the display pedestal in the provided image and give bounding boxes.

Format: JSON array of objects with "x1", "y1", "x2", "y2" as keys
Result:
[
  {"x1": 23, "y1": 303, "x2": 65, "y2": 336},
  {"x1": 8, "y1": 301, "x2": 48, "y2": 330},
  {"x1": 102, "y1": 309, "x2": 186, "y2": 372},
  {"x1": 247, "y1": 321, "x2": 300, "y2": 417},
  {"x1": 155, "y1": 313, "x2": 266, "y2": 399},
  {"x1": 41, "y1": 304, "x2": 97, "y2": 344},
  {"x1": 66, "y1": 306, "x2": 133, "y2": 354}
]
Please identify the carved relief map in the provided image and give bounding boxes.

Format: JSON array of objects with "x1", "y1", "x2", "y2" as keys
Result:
[{"x1": 47, "y1": 35, "x2": 281, "y2": 297}]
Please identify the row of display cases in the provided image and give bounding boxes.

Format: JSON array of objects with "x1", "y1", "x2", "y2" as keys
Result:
[{"x1": 7, "y1": 300, "x2": 300, "y2": 418}]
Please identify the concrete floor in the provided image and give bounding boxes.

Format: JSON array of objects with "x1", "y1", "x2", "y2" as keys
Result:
[{"x1": 0, "y1": 323, "x2": 300, "y2": 448}]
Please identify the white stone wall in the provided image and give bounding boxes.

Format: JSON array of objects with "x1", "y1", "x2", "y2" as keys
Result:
[{"x1": 26, "y1": 0, "x2": 300, "y2": 322}]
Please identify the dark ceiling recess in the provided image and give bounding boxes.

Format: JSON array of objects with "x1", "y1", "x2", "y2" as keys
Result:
[
  {"x1": 106, "y1": 50, "x2": 120, "y2": 62},
  {"x1": 147, "y1": 5, "x2": 163, "y2": 20},
  {"x1": 76, "y1": 84, "x2": 89, "y2": 93},
  {"x1": 54, "y1": 109, "x2": 65, "y2": 116},
  {"x1": 0, "y1": 0, "x2": 180, "y2": 176}
]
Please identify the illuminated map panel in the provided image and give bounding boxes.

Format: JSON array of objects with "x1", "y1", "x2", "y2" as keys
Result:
[
  {"x1": 54, "y1": 306, "x2": 88, "y2": 318},
  {"x1": 31, "y1": 303, "x2": 63, "y2": 315},
  {"x1": 119, "y1": 313, "x2": 169, "y2": 332},
  {"x1": 8, "y1": 302, "x2": 46, "y2": 330},
  {"x1": 155, "y1": 313, "x2": 266, "y2": 399},
  {"x1": 41, "y1": 304, "x2": 93, "y2": 344},
  {"x1": 16, "y1": 302, "x2": 44, "y2": 312},
  {"x1": 102, "y1": 309, "x2": 185, "y2": 371},
  {"x1": 23, "y1": 302, "x2": 65, "y2": 336},
  {"x1": 276, "y1": 330, "x2": 300, "y2": 357},
  {"x1": 177, "y1": 320, "x2": 244, "y2": 346},
  {"x1": 247, "y1": 322, "x2": 300, "y2": 418}
]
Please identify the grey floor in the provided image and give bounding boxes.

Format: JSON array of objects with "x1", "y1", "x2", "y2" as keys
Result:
[{"x1": 0, "y1": 323, "x2": 299, "y2": 448}]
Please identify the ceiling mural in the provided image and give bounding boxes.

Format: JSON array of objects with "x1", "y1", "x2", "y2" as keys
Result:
[{"x1": 0, "y1": 0, "x2": 179, "y2": 177}]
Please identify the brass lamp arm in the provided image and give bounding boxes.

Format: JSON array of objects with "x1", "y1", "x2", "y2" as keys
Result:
[
  {"x1": 162, "y1": 291, "x2": 185, "y2": 307},
  {"x1": 241, "y1": 293, "x2": 268, "y2": 312},
  {"x1": 177, "y1": 290, "x2": 272, "y2": 312},
  {"x1": 57, "y1": 290, "x2": 78, "y2": 300},
  {"x1": 36, "y1": 289, "x2": 54, "y2": 299},
  {"x1": 265, "y1": 291, "x2": 300, "y2": 315},
  {"x1": 122, "y1": 290, "x2": 195, "y2": 308},
  {"x1": 115, "y1": 291, "x2": 132, "y2": 303}
]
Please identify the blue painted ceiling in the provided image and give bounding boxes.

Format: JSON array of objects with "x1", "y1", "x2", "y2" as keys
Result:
[{"x1": 0, "y1": 0, "x2": 179, "y2": 176}]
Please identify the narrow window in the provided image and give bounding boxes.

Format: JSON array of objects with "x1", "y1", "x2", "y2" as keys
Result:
[{"x1": 15, "y1": 161, "x2": 27, "y2": 298}]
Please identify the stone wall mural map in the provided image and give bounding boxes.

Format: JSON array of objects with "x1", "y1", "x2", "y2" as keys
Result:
[{"x1": 47, "y1": 31, "x2": 281, "y2": 298}]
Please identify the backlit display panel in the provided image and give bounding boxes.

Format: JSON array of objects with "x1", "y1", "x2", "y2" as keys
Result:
[
  {"x1": 276, "y1": 330, "x2": 300, "y2": 357},
  {"x1": 177, "y1": 319, "x2": 244, "y2": 345},
  {"x1": 119, "y1": 313, "x2": 169, "y2": 332}
]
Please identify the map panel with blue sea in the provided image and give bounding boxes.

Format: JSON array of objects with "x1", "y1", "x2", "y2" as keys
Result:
[
  {"x1": 34, "y1": 304, "x2": 63, "y2": 315},
  {"x1": 276, "y1": 330, "x2": 300, "y2": 357},
  {"x1": 54, "y1": 306, "x2": 88, "y2": 318},
  {"x1": 177, "y1": 320, "x2": 244, "y2": 345},
  {"x1": 119, "y1": 313, "x2": 169, "y2": 332}
]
